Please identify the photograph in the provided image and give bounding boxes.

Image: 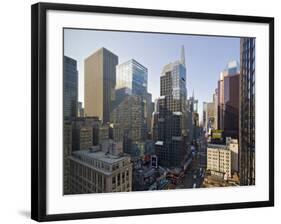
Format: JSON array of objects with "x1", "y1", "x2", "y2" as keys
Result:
[{"x1": 63, "y1": 28, "x2": 255, "y2": 195}]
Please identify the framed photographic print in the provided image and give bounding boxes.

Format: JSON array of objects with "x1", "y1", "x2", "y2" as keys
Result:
[{"x1": 31, "y1": 2, "x2": 274, "y2": 222}]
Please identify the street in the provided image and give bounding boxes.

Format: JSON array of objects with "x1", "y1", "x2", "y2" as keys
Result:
[{"x1": 177, "y1": 134, "x2": 207, "y2": 189}]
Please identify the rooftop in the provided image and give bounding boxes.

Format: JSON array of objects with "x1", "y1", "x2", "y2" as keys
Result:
[
  {"x1": 207, "y1": 144, "x2": 228, "y2": 150},
  {"x1": 72, "y1": 149, "x2": 129, "y2": 165}
]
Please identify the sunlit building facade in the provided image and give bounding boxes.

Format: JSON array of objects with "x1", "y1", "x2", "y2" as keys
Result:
[
  {"x1": 68, "y1": 149, "x2": 132, "y2": 194},
  {"x1": 217, "y1": 60, "x2": 240, "y2": 139},
  {"x1": 84, "y1": 47, "x2": 118, "y2": 122},
  {"x1": 116, "y1": 59, "x2": 148, "y2": 98}
]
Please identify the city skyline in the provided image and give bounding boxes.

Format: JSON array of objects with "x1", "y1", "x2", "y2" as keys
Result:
[
  {"x1": 64, "y1": 29, "x2": 240, "y2": 120},
  {"x1": 63, "y1": 30, "x2": 255, "y2": 195}
]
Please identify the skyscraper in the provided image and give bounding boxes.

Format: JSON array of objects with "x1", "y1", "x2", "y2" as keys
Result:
[
  {"x1": 110, "y1": 95, "x2": 146, "y2": 156},
  {"x1": 239, "y1": 37, "x2": 255, "y2": 185},
  {"x1": 116, "y1": 59, "x2": 148, "y2": 98},
  {"x1": 146, "y1": 92, "x2": 153, "y2": 136},
  {"x1": 63, "y1": 122, "x2": 72, "y2": 194},
  {"x1": 154, "y1": 46, "x2": 188, "y2": 167},
  {"x1": 115, "y1": 59, "x2": 152, "y2": 139},
  {"x1": 217, "y1": 60, "x2": 240, "y2": 139},
  {"x1": 72, "y1": 120, "x2": 93, "y2": 151},
  {"x1": 63, "y1": 56, "x2": 78, "y2": 119},
  {"x1": 187, "y1": 91, "x2": 199, "y2": 142},
  {"x1": 213, "y1": 89, "x2": 219, "y2": 130},
  {"x1": 77, "y1": 101, "x2": 84, "y2": 117},
  {"x1": 84, "y1": 47, "x2": 118, "y2": 123}
]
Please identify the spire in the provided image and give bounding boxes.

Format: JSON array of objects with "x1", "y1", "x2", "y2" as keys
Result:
[{"x1": 180, "y1": 45, "x2": 185, "y2": 66}]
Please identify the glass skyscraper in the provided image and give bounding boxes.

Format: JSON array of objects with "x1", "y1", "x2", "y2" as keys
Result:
[
  {"x1": 116, "y1": 59, "x2": 148, "y2": 97},
  {"x1": 239, "y1": 37, "x2": 255, "y2": 185},
  {"x1": 115, "y1": 59, "x2": 152, "y2": 141},
  {"x1": 63, "y1": 56, "x2": 78, "y2": 119},
  {"x1": 154, "y1": 46, "x2": 188, "y2": 167}
]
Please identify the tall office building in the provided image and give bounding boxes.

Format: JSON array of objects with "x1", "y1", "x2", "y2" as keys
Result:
[
  {"x1": 72, "y1": 120, "x2": 93, "y2": 151},
  {"x1": 84, "y1": 47, "x2": 118, "y2": 123},
  {"x1": 154, "y1": 46, "x2": 188, "y2": 167},
  {"x1": 110, "y1": 95, "x2": 146, "y2": 155},
  {"x1": 202, "y1": 102, "x2": 207, "y2": 131},
  {"x1": 187, "y1": 90, "x2": 198, "y2": 113},
  {"x1": 77, "y1": 102, "x2": 84, "y2": 117},
  {"x1": 213, "y1": 89, "x2": 219, "y2": 130},
  {"x1": 63, "y1": 122, "x2": 72, "y2": 194},
  {"x1": 115, "y1": 59, "x2": 152, "y2": 137},
  {"x1": 217, "y1": 60, "x2": 240, "y2": 139},
  {"x1": 239, "y1": 38, "x2": 255, "y2": 185},
  {"x1": 63, "y1": 56, "x2": 78, "y2": 119},
  {"x1": 204, "y1": 101, "x2": 215, "y2": 133},
  {"x1": 146, "y1": 92, "x2": 153, "y2": 136},
  {"x1": 116, "y1": 59, "x2": 148, "y2": 98},
  {"x1": 187, "y1": 91, "x2": 199, "y2": 142}
]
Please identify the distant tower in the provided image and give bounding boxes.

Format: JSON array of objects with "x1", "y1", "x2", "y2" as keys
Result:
[
  {"x1": 180, "y1": 45, "x2": 185, "y2": 66},
  {"x1": 192, "y1": 88, "x2": 194, "y2": 99},
  {"x1": 154, "y1": 46, "x2": 188, "y2": 167}
]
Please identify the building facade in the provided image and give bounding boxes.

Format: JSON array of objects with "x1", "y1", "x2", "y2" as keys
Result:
[
  {"x1": 213, "y1": 89, "x2": 219, "y2": 130},
  {"x1": 115, "y1": 59, "x2": 152, "y2": 139},
  {"x1": 110, "y1": 95, "x2": 146, "y2": 156},
  {"x1": 217, "y1": 60, "x2": 240, "y2": 139},
  {"x1": 77, "y1": 102, "x2": 84, "y2": 117},
  {"x1": 146, "y1": 92, "x2": 154, "y2": 137},
  {"x1": 207, "y1": 144, "x2": 231, "y2": 179},
  {"x1": 63, "y1": 56, "x2": 78, "y2": 119},
  {"x1": 68, "y1": 148, "x2": 132, "y2": 194},
  {"x1": 72, "y1": 120, "x2": 93, "y2": 151},
  {"x1": 206, "y1": 102, "x2": 215, "y2": 133},
  {"x1": 187, "y1": 92, "x2": 199, "y2": 142},
  {"x1": 154, "y1": 46, "x2": 189, "y2": 167},
  {"x1": 63, "y1": 122, "x2": 72, "y2": 194},
  {"x1": 239, "y1": 37, "x2": 255, "y2": 185},
  {"x1": 116, "y1": 59, "x2": 148, "y2": 98},
  {"x1": 84, "y1": 47, "x2": 118, "y2": 122},
  {"x1": 226, "y1": 137, "x2": 239, "y2": 173}
]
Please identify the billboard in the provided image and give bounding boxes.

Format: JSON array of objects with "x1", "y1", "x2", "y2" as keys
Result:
[{"x1": 211, "y1": 130, "x2": 223, "y2": 140}]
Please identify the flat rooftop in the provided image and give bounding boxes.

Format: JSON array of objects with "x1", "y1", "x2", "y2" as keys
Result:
[
  {"x1": 207, "y1": 144, "x2": 228, "y2": 150},
  {"x1": 72, "y1": 149, "x2": 129, "y2": 164}
]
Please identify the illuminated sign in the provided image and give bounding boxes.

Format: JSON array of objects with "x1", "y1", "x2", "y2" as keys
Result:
[{"x1": 211, "y1": 130, "x2": 223, "y2": 139}]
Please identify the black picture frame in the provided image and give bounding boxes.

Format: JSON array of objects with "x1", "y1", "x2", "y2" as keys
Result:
[{"x1": 31, "y1": 2, "x2": 274, "y2": 222}]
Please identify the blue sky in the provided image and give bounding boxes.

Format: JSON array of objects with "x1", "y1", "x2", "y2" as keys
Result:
[{"x1": 64, "y1": 29, "x2": 240, "y2": 120}]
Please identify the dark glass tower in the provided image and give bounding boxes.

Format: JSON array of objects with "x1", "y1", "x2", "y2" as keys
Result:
[
  {"x1": 154, "y1": 46, "x2": 188, "y2": 167},
  {"x1": 63, "y1": 56, "x2": 78, "y2": 119},
  {"x1": 239, "y1": 38, "x2": 255, "y2": 185}
]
